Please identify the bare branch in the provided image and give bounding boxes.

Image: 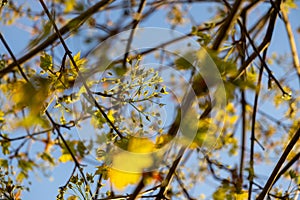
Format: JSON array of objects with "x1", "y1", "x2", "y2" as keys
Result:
[
  {"x1": 257, "y1": 126, "x2": 300, "y2": 199},
  {"x1": 122, "y1": 0, "x2": 147, "y2": 69},
  {"x1": 212, "y1": 0, "x2": 243, "y2": 50},
  {"x1": 0, "y1": 0, "x2": 114, "y2": 78},
  {"x1": 281, "y1": 8, "x2": 300, "y2": 81}
]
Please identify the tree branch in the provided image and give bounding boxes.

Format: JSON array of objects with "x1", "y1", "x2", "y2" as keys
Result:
[
  {"x1": 38, "y1": 0, "x2": 124, "y2": 139},
  {"x1": 248, "y1": 51, "x2": 265, "y2": 200},
  {"x1": 281, "y1": 7, "x2": 300, "y2": 81},
  {"x1": 0, "y1": 0, "x2": 113, "y2": 78},
  {"x1": 212, "y1": 0, "x2": 243, "y2": 50},
  {"x1": 257, "y1": 126, "x2": 300, "y2": 199},
  {"x1": 122, "y1": 0, "x2": 147, "y2": 69},
  {"x1": 155, "y1": 147, "x2": 186, "y2": 200},
  {"x1": 272, "y1": 151, "x2": 300, "y2": 188},
  {"x1": 233, "y1": 0, "x2": 282, "y2": 80}
]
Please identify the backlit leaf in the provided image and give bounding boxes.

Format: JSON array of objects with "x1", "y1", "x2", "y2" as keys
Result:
[
  {"x1": 65, "y1": 0, "x2": 76, "y2": 12},
  {"x1": 59, "y1": 154, "x2": 73, "y2": 163},
  {"x1": 40, "y1": 52, "x2": 52, "y2": 70},
  {"x1": 108, "y1": 168, "x2": 141, "y2": 190}
]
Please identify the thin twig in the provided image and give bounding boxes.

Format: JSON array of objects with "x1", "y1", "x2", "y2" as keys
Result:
[
  {"x1": 0, "y1": 128, "x2": 53, "y2": 142},
  {"x1": 122, "y1": 0, "x2": 147, "y2": 69},
  {"x1": 273, "y1": 151, "x2": 300, "y2": 187},
  {"x1": 45, "y1": 110, "x2": 92, "y2": 198},
  {"x1": 238, "y1": 9, "x2": 247, "y2": 193},
  {"x1": 60, "y1": 165, "x2": 77, "y2": 188},
  {"x1": 248, "y1": 51, "x2": 266, "y2": 200},
  {"x1": 233, "y1": 0, "x2": 282, "y2": 80},
  {"x1": 94, "y1": 174, "x2": 103, "y2": 200},
  {"x1": 155, "y1": 147, "x2": 186, "y2": 200},
  {"x1": 174, "y1": 172, "x2": 195, "y2": 200},
  {"x1": 0, "y1": 0, "x2": 114, "y2": 78},
  {"x1": 239, "y1": 88, "x2": 246, "y2": 192},
  {"x1": 128, "y1": 176, "x2": 146, "y2": 200},
  {"x1": 281, "y1": 7, "x2": 300, "y2": 82},
  {"x1": 0, "y1": 33, "x2": 29, "y2": 82},
  {"x1": 212, "y1": 0, "x2": 243, "y2": 50},
  {"x1": 257, "y1": 126, "x2": 300, "y2": 199},
  {"x1": 234, "y1": 1, "x2": 288, "y2": 96},
  {"x1": 38, "y1": 0, "x2": 124, "y2": 139},
  {"x1": 2, "y1": 2, "x2": 93, "y2": 198}
]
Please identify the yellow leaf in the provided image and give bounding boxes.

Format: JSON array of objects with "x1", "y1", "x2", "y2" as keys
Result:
[
  {"x1": 67, "y1": 196, "x2": 78, "y2": 200},
  {"x1": 155, "y1": 135, "x2": 172, "y2": 148},
  {"x1": 71, "y1": 51, "x2": 87, "y2": 69},
  {"x1": 107, "y1": 110, "x2": 115, "y2": 123},
  {"x1": 0, "y1": 110, "x2": 4, "y2": 123},
  {"x1": 109, "y1": 168, "x2": 141, "y2": 190},
  {"x1": 234, "y1": 191, "x2": 248, "y2": 200},
  {"x1": 58, "y1": 154, "x2": 73, "y2": 163},
  {"x1": 108, "y1": 138, "x2": 156, "y2": 189},
  {"x1": 16, "y1": 114, "x2": 49, "y2": 129},
  {"x1": 112, "y1": 151, "x2": 153, "y2": 173},
  {"x1": 11, "y1": 77, "x2": 50, "y2": 115},
  {"x1": 128, "y1": 137, "x2": 155, "y2": 153},
  {"x1": 65, "y1": 0, "x2": 76, "y2": 12}
]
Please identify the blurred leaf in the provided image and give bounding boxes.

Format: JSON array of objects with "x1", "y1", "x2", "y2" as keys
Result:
[
  {"x1": 109, "y1": 168, "x2": 141, "y2": 190},
  {"x1": 155, "y1": 134, "x2": 172, "y2": 148},
  {"x1": 107, "y1": 110, "x2": 115, "y2": 123},
  {"x1": 17, "y1": 114, "x2": 49, "y2": 129},
  {"x1": 282, "y1": 91, "x2": 292, "y2": 101},
  {"x1": 67, "y1": 196, "x2": 78, "y2": 200},
  {"x1": 174, "y1": 52, "x2": 195, "y2": 70},
  {"x1": 12, "y1": 77, "x2": 50, "y2": 115},
  {"x1": 289, "y1": 170, "x2": 297, "y2": 179},
  {"x1": 0, "y1": 159, "x2": 8, "y2": 168},
  {"x1": 108, "y1": 137, "x2": 155, "y2": 189},
  {"x1": 192, "y1": 118, "x2": 217, "y2": 148},
  {"x1": 16, "y1": 172, "x2": 27, "y2": 183},
  {"x1": 212, "y1": 181, "x2": 232, "y2": 200},
  {"x1": 40, "y1": 52, "x2": 52, "y2": 71},
  {"x1": 95, "y1": 165, "x2": 109, "y2": 180},
  {"x1": 39, "y1": 152, "x2": 55, "y2": 166},
  {"x1": 192, "y1": 73, "x2": 209, "y2": 97},
  {"x1": 28, "y1": 21, "x2": 52, "y2": 48},
  {"x1": 281, "y1": 0, "x2": 297, "y2": 13},
  {"x1": 234, "y1": 191, "x2": 248, "y2": 200},
  {"x1": 0, "y1": 138, "x2": 10, "y2": 155},
  {"x1": 127, "y1": 137, "x2": 154, "y2": 153},
  {"x1": 0, "y1": 110, "x2": 4, "y2": 123},
  {"x1": 58, "y1": 153, "x2": 73, "y2": 163},
  {"x1": 65, "y1": 0, "x2": 76, "y2": 12},
  {"x1": 77, "y1": 141, "x2": 87, "y2": 158}
]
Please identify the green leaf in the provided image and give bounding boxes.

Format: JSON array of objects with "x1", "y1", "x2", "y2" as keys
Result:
[
  {"x1": 39, "y1": 152, "x2": 55, "y2": 165},
  {"x1": 0, "y1": 159, "x2": 8, "y2": 168},
  {"x1": 29, "y1": 21, "x2": 52, "y2": 48},
  {"x1": 95, "y1": 165, "x2": 109, "y2": 180},
  {"x1": 40, "y1": 52, "x2": 52, "y2": 70},
  {"x1": 16, "y1": 172, "x2": 27, "y2": 183},
  {"x1": 192, "y1": 73, "x2": 208, "y2": 97},
  {"x1": 77, "y1": 141, "x2": 87, "y2": 158},
  {"x1": 174, "y1": 52, "x2": 195, "y2": 70},
  {"x1": 289, "y1": 170, "x2": 297, "y2": 179},
  {"x1": 18, "y1": 160, "x2": 35, "y2": 172},
  {"x1": 0, "y1": 139, "x2": 10, "y2": 155}
]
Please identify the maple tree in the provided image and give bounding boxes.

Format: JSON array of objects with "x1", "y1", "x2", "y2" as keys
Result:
[{"x1": 0, "y1": 0, "x2": 300, "y2": 199}]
